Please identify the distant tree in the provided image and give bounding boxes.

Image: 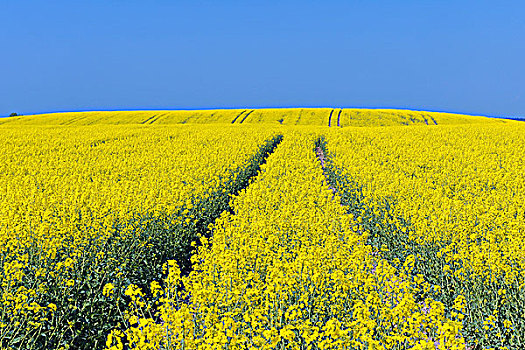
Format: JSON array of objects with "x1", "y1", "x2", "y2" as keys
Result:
[{"x1": 9, "y1": 112, "x2": 18, "y2": 117}]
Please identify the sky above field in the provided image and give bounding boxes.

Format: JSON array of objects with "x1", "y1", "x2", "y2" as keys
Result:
[{"x1": 1, "y1": 1, "x2": 524, "y2": 118}]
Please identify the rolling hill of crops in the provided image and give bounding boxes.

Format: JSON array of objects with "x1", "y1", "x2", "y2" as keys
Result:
[
  {"x1": 1, "y1": 109, "x2": 523, "y2": 350},
  {"x1": 0, "y1": 108, "x2": 504, "y2": 126}
]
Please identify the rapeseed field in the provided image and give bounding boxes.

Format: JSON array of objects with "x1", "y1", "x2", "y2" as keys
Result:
[
  {"x1": 0, "y1": 108, "x2": 500, "y2": 127},
  {"x1": 1, "y1": 109, "x2": 522, "y2": 349}
]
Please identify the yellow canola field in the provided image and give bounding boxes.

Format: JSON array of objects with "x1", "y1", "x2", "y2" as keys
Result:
[
  {"x1": 326, "y1": 123, "x2": 525, "y2": 280},
  {"x1": 325, "y1": 123, "x2": 525, "y2": 347},
  {"x1": 108, "y1": 132, "x2": 466, "y2": 350},
  {"x1": 237, "y1": 108, "x2": 333, "y2": 125},
  {"x1": 338, "y1": 109, "x2": 500, "y2": 127},
  {"x1": 2, "y1": 112, "x2": 523, "y2": 349},
  {"x1": 0, "y1": 108, "x2": 507, "y2": 127},
  {"x1": 0, "y1": 124, "x2": 277, "y2": 349}
]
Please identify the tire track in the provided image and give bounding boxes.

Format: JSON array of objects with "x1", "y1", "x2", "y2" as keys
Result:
[
  {"x1": 231, "y1": 110, "x2": 246, "y2": 124},
  {"x1": 337, "y1": 109, "x2": 342, "y2": 127},
  {"x1": 141, "y1": 114, "x2": 158, "y2": 124},
  {"x1": 60, "y1": 135, "x2": 284, "y2": 350},
  {"x1": 313, "y1": 137, "x2": 520, "y2": 349},
  {"x1": 147, "y1": 115, "x2": 161, "y2": 124},
  {"x1": 239, "y1": 110, "x2": 254, "y2": 124},
  {"x1": 328, "y1": 109, "x2": 334, "y2": 127}
]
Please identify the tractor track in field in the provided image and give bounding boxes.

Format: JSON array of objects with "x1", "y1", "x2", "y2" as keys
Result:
[
  {"x1": 36, "y1": 135, "x2": 284, "y2": 350},
  {"x1": 177, "y1": 134, "x2": 284, "y2": 277},
  {"x1": 313, "y1": 141, "x2": 453, "y2": 348},
  {"x1": 328, "y1": 109, "x2": 334, "y2": 127},
  {"x1": 140, "y1": 114, "x2": 162, "y2": 124},
  {"x1": 313, "y1": 137, "x2": 508, "y2": 350},
  {"x1": 239, "y1": 110, "x2": 254, "y2": 124},
  {"x1": 231, "y1": 110, "x2": 247, "y2": 124},
  {"x1": 141, "y1": 114, "x2": 158, "y2": 124},
  {"x1": 337, "y1": 109, "x2": 342, "y2": 127}
]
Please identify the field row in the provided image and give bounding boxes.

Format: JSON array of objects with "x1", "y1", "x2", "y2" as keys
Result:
[{"x1": 0, "y1": 108, "x2": 506, "y2": 127}]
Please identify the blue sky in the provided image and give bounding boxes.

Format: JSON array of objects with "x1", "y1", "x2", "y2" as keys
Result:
[{"x1": 1, "y1": 0, "x2": 524, "y2": 118}]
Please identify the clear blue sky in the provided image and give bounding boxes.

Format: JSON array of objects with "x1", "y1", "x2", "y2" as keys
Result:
[{"x1": 1, "y1": 1, "x2": 524, "y2": 118}]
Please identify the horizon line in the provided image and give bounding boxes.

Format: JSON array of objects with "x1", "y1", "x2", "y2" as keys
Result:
[{"x1": 3, "y1": 105, "x2": 524, "y2": 121}]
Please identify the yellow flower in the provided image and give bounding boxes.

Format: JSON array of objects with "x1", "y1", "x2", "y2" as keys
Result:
[{"x1": 103, "y1": 283, "x2": 115, "y2": 297}]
